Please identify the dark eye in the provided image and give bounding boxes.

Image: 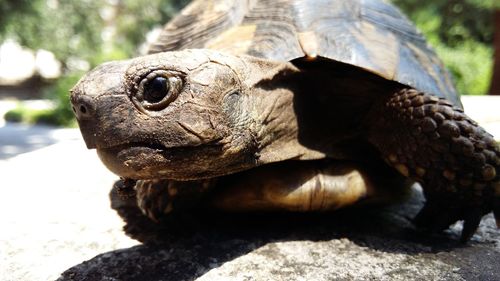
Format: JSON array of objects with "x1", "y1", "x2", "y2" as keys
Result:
[
  {"x1": 133, "y1": 73, "x2": 183, "y2": 112},
  {"x1": 144, "y1": 76, "x2": 169, "y2": 103}
]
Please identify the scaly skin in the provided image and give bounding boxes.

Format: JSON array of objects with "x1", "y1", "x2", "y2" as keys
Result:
[
  {"x1": 369, "y1": 88, "x2": 500, "y2": 242},
  {"x1": 135, "y1": 179, "x2": 213, "y2": 222}
]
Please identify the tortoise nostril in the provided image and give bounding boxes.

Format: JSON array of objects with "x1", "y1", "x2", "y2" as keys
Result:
[
  {"x1": 80, "y1": 105, "x2": 87, "y2": 114},
  {"x1": 71, "y1": 94, "x2": 96, "y2": 120}
]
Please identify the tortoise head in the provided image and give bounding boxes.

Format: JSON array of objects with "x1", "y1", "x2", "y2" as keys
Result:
[{"x1": 71, "y1": 49, "x2": 319, "y2": 180}]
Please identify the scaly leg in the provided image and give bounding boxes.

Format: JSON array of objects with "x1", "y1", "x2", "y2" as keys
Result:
[
  {"x1": 369, "y1": 88, "x2": 500, "y2": 242},
  {"x1": 131, "y1": 179, "x2": 213, "y2": 222}
]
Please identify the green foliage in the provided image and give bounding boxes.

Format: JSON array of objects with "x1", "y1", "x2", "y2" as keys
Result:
[
  {"x1": 88, "y1": 46, "x2": 130, "y2": 67},
  {"x1": 41, "y1": 73, "x2": 83, "y2": 127},
  {"x1": 4, "y1": 104, "x2": 57, "y2": 125},
  {"x1": 3, "y1": 106, "x2": 24, "y2": 122},
  {"x1": 113, "y1": 0, "x2": 190, "y2": 57},
  {"x1": 0, "y1": 0, "x2": 104, "y2": 65},
  {"x1": 0, "y1": 0, "x2": 190, "y2": 68},
  {"x1": 0, "y1": 0, "x2": 35, "y2": 34},
  {"x1": 4, "y1": 73, "x2": 82, "y2": 126},
  {"x1": 434, "y1": 43, "x2": 493, "y2": 95},
  {"x1": 464, "y1": 0, "x2": 500, "y2": 10},
  {"x1": 392, "y1": 0, "x2": 496, "y2": 95},
  {"x1": 0, "y1": 0, "x2": 189, "y2": 127}
]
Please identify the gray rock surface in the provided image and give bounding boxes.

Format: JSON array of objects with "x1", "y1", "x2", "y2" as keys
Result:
[
  {"x1": 56, "y1": 185, "x2": 500, "y2": 281},
  {"x1": 0, "y1": 126, "x2": 137, "y2": 281}
]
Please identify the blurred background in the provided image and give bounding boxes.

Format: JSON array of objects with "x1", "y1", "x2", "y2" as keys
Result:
[{"x1": 0, "y1": 0, "x2": 498, "y2": 127}]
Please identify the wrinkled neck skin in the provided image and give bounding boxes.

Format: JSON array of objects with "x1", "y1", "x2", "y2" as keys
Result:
[{"x1": 239, "y1": 58, "x2": 325, "y2": 165}]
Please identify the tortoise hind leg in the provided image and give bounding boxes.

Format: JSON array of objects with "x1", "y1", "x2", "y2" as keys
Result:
[{"x1": 369, "y1": 88, "x2": 500, "y2": 242}]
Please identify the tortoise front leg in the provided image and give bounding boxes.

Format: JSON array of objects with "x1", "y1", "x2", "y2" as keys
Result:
[
  {"x1": 369, "y1": 88, "x2": 500, "y2": 242},
  {"x1": 113, "y1": 178, "x2": 213, "y2": 222}
]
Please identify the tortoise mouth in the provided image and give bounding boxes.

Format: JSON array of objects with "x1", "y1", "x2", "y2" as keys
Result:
[
  {"x1": 97, "y1": 141, "x2": 170, "y2": 152},
  {"x1": 113, "y1": 142, "x2": 168, "y2": 152},
  {"x1": 96, "y1": 142, "x2": 173, "y2": 179},
  {"x1": 95, "y1": 141, "x2": 226, "y2": 180}
]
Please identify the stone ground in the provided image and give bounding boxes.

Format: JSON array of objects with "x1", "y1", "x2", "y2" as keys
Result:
[
  {"x1": 0, "y1": 124, "x2": 138, "y2": 281},
  {"x1": 1, "y1": 97, "x2": 500, "y2": 281}
]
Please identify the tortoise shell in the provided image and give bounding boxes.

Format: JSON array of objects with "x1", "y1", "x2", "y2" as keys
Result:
[{"x1": 148, "y1": 0, "x2": 460, "y2": 106}]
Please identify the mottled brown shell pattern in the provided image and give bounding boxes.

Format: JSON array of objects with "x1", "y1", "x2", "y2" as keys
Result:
[{"x1": 149, "y1": 0, "x2": 459, "y2": 106}]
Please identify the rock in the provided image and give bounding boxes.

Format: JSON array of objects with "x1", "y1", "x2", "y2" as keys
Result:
[
  {"x1": 58, "y1": 186, "x2": 500, "y2": 281},
  {"x1": 2, "y1": 125, "x2": 499, "y2": 281},
  {"x1": 0, "y1": 136, "x2": 138, "y2": 281}
]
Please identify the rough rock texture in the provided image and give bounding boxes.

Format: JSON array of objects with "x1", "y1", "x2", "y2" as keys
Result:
[
  {"x1": 0, "y1": 133, "x2": 137, "y2": 281},
  {"x1": 58, "y1": 186, "x2": 500, "y2": 281}
]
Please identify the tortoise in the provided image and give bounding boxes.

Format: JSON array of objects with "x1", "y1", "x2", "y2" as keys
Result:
[{"x1": 70, "y1": 0, "x2": 500, "y2": 242}]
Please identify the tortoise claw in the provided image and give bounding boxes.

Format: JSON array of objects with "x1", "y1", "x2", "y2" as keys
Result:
[
  {"x1": 115, "y1": 178, "x2": 137, "y2": 200},
  {"x1": 460, "y1": 211, "x2": 482, "y2": 243},
  {"x1": 415, "y1": 198, "x2": 486, "y2": 243},
  {"x1": 135, "y1": 179, "x2": 212, "y2": 222},
  {"x1": 494, "y1": 199, "x2": 500, "y2": 229},
  {"x1": 413, "y1": 201, "x2": 435, "y2": 230},
  {"x1": 136, "y1": 180, "x2": 173, "y2": 222},
  {"x1": 415, "y1": 199, "x2": 460, "y2": 233}
]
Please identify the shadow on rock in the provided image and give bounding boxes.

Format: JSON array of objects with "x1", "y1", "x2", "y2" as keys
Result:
[{"x1": 58, "y1": 186, "x2": 500, "y2": 281}]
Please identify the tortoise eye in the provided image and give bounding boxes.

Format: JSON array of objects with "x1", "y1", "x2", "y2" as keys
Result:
[
  {"x1": 144, "y1": 76, "x2": 169, "y2": 104},
  {"x1": 134, "y1": 74, "x2": 183, "y2": 112}
]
